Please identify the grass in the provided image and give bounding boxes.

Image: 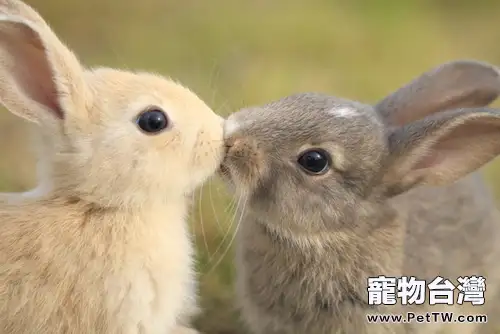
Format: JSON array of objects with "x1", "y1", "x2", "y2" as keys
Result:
[{"x1": 2, "y1": 0, "x2": 500, "y2": 333}]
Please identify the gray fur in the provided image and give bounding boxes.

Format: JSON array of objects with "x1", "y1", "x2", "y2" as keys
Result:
[{"x1": 221, "y1": 60, "x2": 500, "y2": 334}]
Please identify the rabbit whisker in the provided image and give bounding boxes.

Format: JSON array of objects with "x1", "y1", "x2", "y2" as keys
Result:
[
  {"x1": 206, "y1": 191, "x2": 247, "y2": 275},
  {"x1": 197, "y1": 184, "x2": 210, "y2": 258},
  {"x1": 189, "y1": 191, "x2": 200, "y2": 250},
  {"x1": 208, "y1": 178, "x2": 224, "y2": 235},
  {"x1": 209, "y1": 191, "x2": 241, "y2": 264}
]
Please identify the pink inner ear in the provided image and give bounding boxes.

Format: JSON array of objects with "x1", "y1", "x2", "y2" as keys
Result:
[
  {"x1": 413, "y1": 121, "x2": 498, "y2": 171},
  {"x1": 413, "y1": 151, "x2": 443, "y2": 171},
  {"x1": 0, "y1": 23, "x2": 63, "y2": 119}
]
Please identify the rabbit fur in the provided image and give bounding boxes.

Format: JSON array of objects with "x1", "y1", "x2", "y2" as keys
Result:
[
  {"x1": 0, "y1": 0, "x2": 224, "y2": 333},
  {"x1": 221, "y1": 60, "x2": 500, "y2": 334}
]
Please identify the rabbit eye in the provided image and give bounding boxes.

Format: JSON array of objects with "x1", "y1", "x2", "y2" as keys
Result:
[
  {"x1": 297, "y1": 149, "x2": 330, "y2": 175},
  {"x1": 136, "y1": 109, "x2": 169, "y2": 134}
]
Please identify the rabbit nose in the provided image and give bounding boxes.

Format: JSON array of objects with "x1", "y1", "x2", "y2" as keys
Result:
[
  {"x1": 223, "y1": 118, "x2": 242, "y2": 154},
  {"x1": 223, "y1": 118, "x2": 240, "y2": 138},
  {"x1": 225, "y1": 136, "x2": 239, "y2": 153}
]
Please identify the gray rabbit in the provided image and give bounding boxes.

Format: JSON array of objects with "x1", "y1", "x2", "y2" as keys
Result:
[{"x1": 220, "y1": 60, "x2": 500, "y2": 334}]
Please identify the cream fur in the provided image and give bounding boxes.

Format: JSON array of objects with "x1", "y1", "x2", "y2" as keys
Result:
[{"x1": 0, "y1": 0, "x2": 224, "y2": 333}]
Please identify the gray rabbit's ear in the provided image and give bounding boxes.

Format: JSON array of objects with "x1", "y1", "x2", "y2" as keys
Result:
[
  {"x1": 376, "y1": 60, "x2": 500, "y2": 127},
  {"x1": 381, "y1": 108, "x2": 500, "y2": 197}
]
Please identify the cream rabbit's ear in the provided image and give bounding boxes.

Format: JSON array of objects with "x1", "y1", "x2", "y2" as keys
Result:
[
  {"x1": 0, "y1": 0, "x2": 49, "y2": 27},
  {"x1": 0, "y1": 9, "x2": 87, "y2": 124}
]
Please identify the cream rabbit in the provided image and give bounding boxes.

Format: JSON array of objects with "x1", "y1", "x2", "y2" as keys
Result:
[
  {"x1": 0, "y1": 0, "x2": 224, "y2": 333},
  {"x1": 222, "y1": 60, "x2": 500, "y2": 334}
]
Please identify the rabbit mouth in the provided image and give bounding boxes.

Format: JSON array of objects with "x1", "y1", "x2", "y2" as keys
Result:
[
  {"x1": 217, "y1": 161, "x2": 238, "y2": 190},
  {"x1": 218, "y1": 163, "x2": 230, "y2": 177},
  {"x1": 218, "y1": 143, "x2": 233, "y2": 178}
]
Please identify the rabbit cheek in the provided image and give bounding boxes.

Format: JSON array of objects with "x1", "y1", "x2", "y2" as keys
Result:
[{"x1": 188, "y1": 130, "x2": 225, "y2": 190}]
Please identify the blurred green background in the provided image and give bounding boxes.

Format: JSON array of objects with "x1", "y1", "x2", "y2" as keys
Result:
[{"x1": 2, "y1": 1, "x2": 500, "y2": 333}]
